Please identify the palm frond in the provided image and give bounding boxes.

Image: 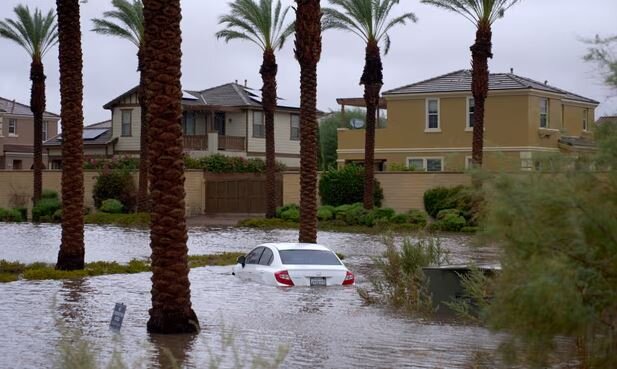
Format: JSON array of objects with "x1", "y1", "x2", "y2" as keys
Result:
[
  {"x1": 0, "y1": 4, "x2": 58, "y2": 59},
  {"x1": 91, "y1": 0, "x2": 144, "y2": 48},
  {"x1": 421, "y1": 0, "x2": 520, "y2": 27}
]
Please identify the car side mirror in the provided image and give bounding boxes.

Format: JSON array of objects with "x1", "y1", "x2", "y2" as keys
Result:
[{"x1": 237, "y1": 255, "x2": 246, "y2": 268}]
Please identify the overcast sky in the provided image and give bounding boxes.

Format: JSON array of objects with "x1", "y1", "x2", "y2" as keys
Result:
[{"x1": 0, "y1": 0, "x2": 615, "y2": 124}]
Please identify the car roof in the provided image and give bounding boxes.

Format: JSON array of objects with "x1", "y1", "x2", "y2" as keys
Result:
[{"x1": 258, "y1": 243, "x2": 332, "y2": 252}]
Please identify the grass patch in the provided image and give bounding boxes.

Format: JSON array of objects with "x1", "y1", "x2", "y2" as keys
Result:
[
  {"x1": 0, "y1": 253, "x2": 243, "y2": 283},
  {"x1": 84, "y1": 212, "x2": 150, "y2": 227},
  {"x1": 238, "y1": 217, "x2": 424, "y2": 235}
]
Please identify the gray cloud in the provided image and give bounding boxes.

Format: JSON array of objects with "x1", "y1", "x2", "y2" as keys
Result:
[{"x1": 0, "y1": 0, "x2": 615, "y2": 125}]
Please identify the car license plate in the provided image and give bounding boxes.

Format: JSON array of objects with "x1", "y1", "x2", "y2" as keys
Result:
[{"x1": 310, "y1": 277, "x2": 327, "y2": 286}]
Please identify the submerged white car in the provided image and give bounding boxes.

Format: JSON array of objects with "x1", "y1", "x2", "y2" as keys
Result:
[{"x1": 232, "y1": 243, "x2": 355, "y2": 287}]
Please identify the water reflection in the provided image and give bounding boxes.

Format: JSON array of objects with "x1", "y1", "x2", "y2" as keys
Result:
[{"x1": 149, "y1": 333, "x2": 197, "y2": 369}]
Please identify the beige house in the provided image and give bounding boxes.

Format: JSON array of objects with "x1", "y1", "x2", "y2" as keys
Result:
[
  {"x1": 103, "y1": 83, "x2": 302, "y2": 168},
  {"x1": 0, "y1": 97, "x2": 59, "y2": 170},
  {"x1": 337, "y1": 70, "x2": 599, "y2": 171},
  {"x1": 44, "y1": 120, "x2": 115, "y2": 169}
]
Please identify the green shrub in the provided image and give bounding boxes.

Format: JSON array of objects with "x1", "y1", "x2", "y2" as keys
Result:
[
  {"x1": 84, "y1": 212, "x2": 150, "y2": 227},
  {"x1": 84, "y1": 156, "x2": 139, "y2": 171},
  {"x1": 390, "y1": 213, "x2": 410, "y2": 224},
  {"x1": 280, "y1": 208, "x2": 300, "y2": 222},
  {"x1": 100, "y1": 199, "x2": 124, "y2": 214},
  {"x1": 52, "y1": 209, "x2": 62, "y2": 222},
  {"x1": 407, "y1": 209, "x2": 428, "y2": 227},
  {"x1": 423, "y1": 185, "x2": 480, "y2": 225},
  {"x1": 319, "y1": 165, "x2": 383, "y2": 207},
  {"x1": 0, "y1": 208, "x2": 23, "y2": 222},
  {"x1": 334, "y1": 204, "x2": 354, "y2": 219},
  {"x1": 92, "y1": 170, "x2": 136, "y2": 212},
  {"x1": 342, "y1": 205, "x2": 368, "y2": 226},
  {"x1": 372, "y1": 207, "x2": 395, "y2": 220},
  {"x1": 276, "y1": 203, "x2": 299, "y2": 218},
  {"x1": 237, "y1": 218, "x2": 297, "y2": 229},
  {"x1": 41, "y1": 189, "x2": 58, "y2": 200},
  {"x1": 424, "y1": 186, "x2": 459, "y2": 218},
  {"x1": 32, "y1": 198, "x2": 61, "y2": 222},
  {"x1": 317, "y1": 207, "x2": 334, "y2": 221},
  {"x1": 184, "y1": 154, "x2": 286, "y2": 173},
  {"x1": 14, "y1": 207, "x2": 27, "y2": 220},
  {"x1": 434, "y1": 209, "x2": 467, "y2": 232}
]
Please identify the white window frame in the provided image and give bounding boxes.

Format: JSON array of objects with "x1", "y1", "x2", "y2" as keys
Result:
[
  {"x1": 121, "y1": 110, "x2": 132, "y2": 137},
  {"x1": 0, "y1": 119, "x2": 3, "y2": 137},
  {"x1": 290, "y1": 114, "x2": 300, "y2": 141},
  {"x1": 8, "y1": 119, "x2": 17, "y2": 136},
  {"x1": 252, "y1": 111, "x2": 265, "y2": 138},
  {"x1": 466, "y1": 97, "x2": 475, "y2": 131},
  {"x1": 406, "y1": 157, "x2": 444, "y2": 172},
  {"x1": 583, "y1": 109, "x2": 589, "y2": 132},
  {"x1": 539, "y1": 98, "x2": 549, "y2": 128},
  {"x1": 425, "y1": 98, "x2": 441, "y2": 132},
  {"x1": 42, "y1": 120, "x2": 48, "y2": 141}
]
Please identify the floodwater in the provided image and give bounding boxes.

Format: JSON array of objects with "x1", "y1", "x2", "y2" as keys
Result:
[{"x1": 0, "y1": 224, "x2": 506, "y2": 369}]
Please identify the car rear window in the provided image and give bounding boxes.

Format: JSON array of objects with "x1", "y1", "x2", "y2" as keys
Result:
[{"x1": 279, "y1": 250, "x2": 341, "y2": 265}]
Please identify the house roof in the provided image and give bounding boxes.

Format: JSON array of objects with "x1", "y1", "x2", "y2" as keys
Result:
[
  {"x1": 596, "y1": 116, "x2": 617, "y2": 125},
  {"x1": 104, "y1": 82, "x2": 301, "y2": 112},
  {"x1": 0, "y1": 97, "x2": 59, "y2": 118},
  {"x1": 383, "y1": 70, "x2": 599, "y2": 105},
  {"x1": 44, "y1": 120, "x2": 114, "y2": 147}
]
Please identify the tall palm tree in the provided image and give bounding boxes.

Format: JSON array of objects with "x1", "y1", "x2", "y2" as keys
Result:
[
  {"x1": 421, "y1": 0, "x2": 520, "y2": 167},
  {"x1": 0, "y1": 5, "x2": 58, "y2": 205},
  {"x1": 143, "y1": 0, "x2": 199, "y2": 333},
  {"x1": 55, "y1": 0, "x2": 85, "y2": 271},
  {"x1": 92, "y1": 0, "x2": 149, "y2": 212},
  {"x1": 295, "y1": 0, "x2": 321, "y2": 244},
  {"x1": 323, "y1": 0, "x2": 416, "y2": 210},
  {"x1": 216, "y1": 0, "x2": 294, "y2": 219}
]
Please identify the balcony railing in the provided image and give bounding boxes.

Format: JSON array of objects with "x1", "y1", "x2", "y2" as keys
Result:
[
  {"x1": 183, "y1": 134, "x2": 246, "y2": 152},
  {"x1": 184, "y1": 135, "x2": 208, "y2": 151},
  {"x1": 218, "y1": 135, "x2": 245, "y2": 151}
]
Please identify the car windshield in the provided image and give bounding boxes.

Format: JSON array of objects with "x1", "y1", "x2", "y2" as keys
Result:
[{"x1": 279, "y1": 250, "x2": 341, "y2": 265}]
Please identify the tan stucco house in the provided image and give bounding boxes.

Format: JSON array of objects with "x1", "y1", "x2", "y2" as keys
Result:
[
  {"x1": 0, "y1": 97, "x2": 59, "y2": 170},
  {"x1": 337, "y1": 70, "x2": 599, "y2": 171},
  {"x1": 100, "y1": 82, "x2": 302, "y2": 168}
]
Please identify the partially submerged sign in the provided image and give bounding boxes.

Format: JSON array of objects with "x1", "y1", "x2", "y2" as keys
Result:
[{"x1": 109, "y1": 303, "x2": 126, "y2": 331}]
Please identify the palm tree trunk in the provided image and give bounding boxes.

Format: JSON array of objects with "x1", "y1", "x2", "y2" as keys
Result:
[
  {"x1": 260, "y1": 48, "x2": 277, "y2": 219},
  {"x1": 295, "y1": 0, "x2": 321, "y2": 244},
  {"x1": 55, "y1": 0, "x2": 85, "y2": 271},
  {"x1": 136, "y1": 49, "x2": 149, "y2": 213},
  {"x1": 360, "y1": 40, "x2": 383, "y2": 210},
  {"x1": 30, "y1": 59, "x2": 45, "y2": 205},
  {"x1": 470, "y1": 23, "x2": 493, "y2": 168},
  {"x1": 143, "y1": 0, "x2": 199, "y2": 334}
]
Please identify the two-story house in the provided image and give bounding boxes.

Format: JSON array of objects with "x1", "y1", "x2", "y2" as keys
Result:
[
  {"x1": 100, "y1": 82, "x2": 302, "y2": 168},
  {"x1": 0, "y1": 97, "x2": 59, "y2": 170},
  {"x1": 337, "y1": 70, "x2": 599, "y2": 171}
]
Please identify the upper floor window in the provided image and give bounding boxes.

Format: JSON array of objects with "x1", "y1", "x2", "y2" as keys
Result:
[
  {"x1": 583, "y1": 109, "x2": 589, "y2": 131},
  {"x1": 466, "y1": 97, "x2": 475, "y2": 130},
  {"x1": 539, "y1": 98, "x2": 549, "y2": 128},
  {"x1": 253, "y1": 111, "x2": 265, "y2": 138},
  {"x1": 182, "y1": 112, "x2": 196, "y2": 136},
  {"x1": 8, "y1": 119, "x2": 17, "y2": 135},
  {"x1": 42, "y1": 120, "x2": 49, "y2": 141},
  {"x1": 426, "y1": 98, "x2": 440, "y2": 131},
  {"x1": 121, "y1": 110, "x2": 132, "y2": 137},
  {"x1": 290, "y1": 114, "x2": 300, "y2": 141}
]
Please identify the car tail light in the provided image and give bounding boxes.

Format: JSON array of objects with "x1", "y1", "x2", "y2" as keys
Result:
[
  {"x1": 274, "y1": 270, "x2": 294, "y2": 286},
  {"x1": 342, "y1": 271, "x2": 355, "y2": 285}
]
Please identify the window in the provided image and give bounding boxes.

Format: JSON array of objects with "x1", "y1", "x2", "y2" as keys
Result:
[
  {"x1": 121, "y1": 110, "x2": 132, "y2": 137},
  {"x1": 258, "y1": 248, "x2": 274, "y2": 266},
  {"x1": 520, "y1": 152, "x2": 533, "y2": 171},
  {"x1": 466, "y1": 97, "x2": 475, "y2": 129},
  {"x1": 539, "y1": 98, "x2": 549, "y2": 128},
  {"x1": 279, "y1": 250, "x2": 341, "y2": 265},
  {"x1": 252, "y1": 111, "x2": 264, "y2": 138},
  {"x1": 8, "y1": 119, "x2": 17, "y2": 135},
  {"x1": 182, "y1": 112, "x2": 196, "y2": 136},
  {"x1": 583, "y1": 109, "x2": 589, "y2": 131},
  {"x1": 246, "y1": 247, "x2": 265, "y2": 265},
  {"x1": 426, "y1": 99, "x2": 440, "y2": 131},
  {"x1": 407, "y1": 157, "x2": 444, "y2": 172},
  {"x1": 290, "y1": 114, "x2": 300, "y2": 141},
  {"x1": 12, "y1": 160, "x2": 22, "y2": 170},
  {"x1": 42, "y1": 120, "x2": 48, "y2": 141}
]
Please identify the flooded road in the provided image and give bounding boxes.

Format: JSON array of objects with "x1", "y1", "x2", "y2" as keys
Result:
[{"x1": 0, "y1": 224, "x2": 503, "y2": 369}]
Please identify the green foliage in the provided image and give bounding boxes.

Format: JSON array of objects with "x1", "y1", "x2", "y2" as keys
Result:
[
  {"x1": 319, "y1": 165, "x2": 383, "y2": 207},
  {"x1": 0, "y1": 208, "x2": 23, "y2": 222},
  {"x1": 389, "y1": 213, "x2": 409, "y2": 224},
  {"x1": 84, "y1": 156, "x2": 139, "y2": 171},
  {"x1": 188, "y1": 253, "x2": 245, "y2": 268},
  {"x1": 318, "y1": 113, "x2": 340, "y2": 170},
  {"x1": 0, "y1": 4, "x2": 58, "y2": 60},
  {"x1": 91, "y1": 0, "x2": 144, "y2": 48},
  {"x1": 237, "y1": 217, "x2": 297, "y2": 229},
  {"x1": 32, "y1": 197, "x2": 61, "y2": 222},
  {"x1": 276, "y1": 203, "x2": 299, "y2": 218},
  {"x1": 279, "y1": 207, "x2": 300, "y2": 222},
  {"x1": 317, "y1": 206, "x2": 334, "y2": 221},
  {"x1": 432, "y1": 209, "x2": 467, "y2": 232},
  {"x1": 184, "y1": 154, "x2": 286, "y2": 173},
  {"x1": 84, "y1": 212, "x2": 150, "y2": 227},
  {"x1": 423, "y1": 185, "x2": 480, "y2": 224},
  {"x1": 92, "y1": 170, "x2": 136, "y2": 212},
  {"x1": 372, "y1": 207, "x2": 395, "y2": 220},
  {"x1": 585, "y1": 34, "x2": 617, "y2": 91},
  {"x1": 407, "y1": 209, "x2": 428, "y2": 227},
  {"x1": 387, "y1": 162, "x2": 415, "y2": 172},
  {"x1": 359, "y1": 236, "x2": 449, "y2": 314},
  {"x1": 42, "y1": 189, "x2": 58, "y2": 199},
  {"x1": 100, "y1": 199, "x2": 124, "y2": 214}
]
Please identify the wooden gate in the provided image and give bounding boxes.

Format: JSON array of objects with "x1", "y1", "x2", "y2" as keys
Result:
[{"x1": 204, "y1": 173, "x2": 282, "y2": 214}]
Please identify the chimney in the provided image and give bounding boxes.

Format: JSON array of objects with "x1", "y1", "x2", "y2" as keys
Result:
[
  {"x1": 244, "y1": 79, "x2": 247, "y2": 87},
  {"x1": 510, "y1": 68, "x2": 514, "y2": 74},
  {"x1": 235, "y1": 79, "x2": 238, "y2": 84},
  {"x1": 11, "y1": 99, "x2": 15, "y2": 113},
  {"x1": 544, "y1": 80, "x2": 548, "y2": 85}
]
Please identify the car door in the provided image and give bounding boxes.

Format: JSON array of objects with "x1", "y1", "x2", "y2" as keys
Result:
[
  {"x1": 238, "y1": 247, "x2": 264, "y2": 282},
  {"x1": 255, "y1": 247, "x2": 275, "y2": 284}
]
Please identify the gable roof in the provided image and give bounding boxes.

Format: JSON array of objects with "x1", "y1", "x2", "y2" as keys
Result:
[
  {"x1": 44, "y1": 120, "x2": 114, "y2": 147},
  {"x1": 383, "y1": 70, "x2": 599, "y2": 105},
  {"x1": 596, "y1": 116, "x2": 617, "y2": 125},
  {"x1": 0, "y1": 97, "x2": 60, "y2": 118}
]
